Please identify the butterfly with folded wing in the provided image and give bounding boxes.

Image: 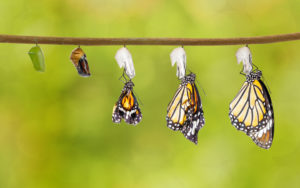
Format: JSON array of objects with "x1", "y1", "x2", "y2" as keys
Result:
[
  {"x1": 166, "y1": 73, "x2": 205, "y2": 144},
  {"x1": 112, "y1": 80, "x2": 142, "y2": 125},
  {"x1": 229, "y1": 69, "x2": 274, "y2": 149}
]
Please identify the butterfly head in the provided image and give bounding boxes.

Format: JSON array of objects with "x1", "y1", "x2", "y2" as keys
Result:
[
  {"x1": 123, "y1": 80, "x2": 134, "y2": 91},
  {"x1": 247, "y1": 70, "x2": 262, "y2": 82},
  {"x1": 182, "y1": 73, "x2": 196, "y2": 83}
]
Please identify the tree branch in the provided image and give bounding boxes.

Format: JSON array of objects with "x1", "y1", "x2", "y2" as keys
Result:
[{"x1": 0, "y1": 33, "x2": 300, "y2": 46}]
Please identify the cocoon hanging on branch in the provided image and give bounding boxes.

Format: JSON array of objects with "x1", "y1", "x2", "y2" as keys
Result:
[
  {"x1": 115, "y1": 47, "x2": 135, "y2": 79},
  {"x1": 70, "y1": 47, "x2": 90, "y2": 77},
  {"x1": 28, "y1": 45, "x2": 45, "y2": 72},
  {"x1": 236, "y1": 46, "x2": 253, "y2": 75},
  {"x1": 170, "y1": 47, "x2": 187, "y2": 79}
]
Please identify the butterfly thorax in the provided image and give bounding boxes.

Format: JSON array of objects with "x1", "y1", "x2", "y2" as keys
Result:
[
  {"x1": 122, "y1": 81, "x2": 134, "y2": 91},
  {"x1": 181, "y1": 73, "x2": 196, "y2": 85},
  {"x1": 246, "y1": 70, "x2": 262, "y2": 82}
]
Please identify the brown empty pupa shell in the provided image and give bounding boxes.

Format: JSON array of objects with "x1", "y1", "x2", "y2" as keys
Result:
[{"x1": 70, "y1": 47, "x2": 90, "y2": 77}]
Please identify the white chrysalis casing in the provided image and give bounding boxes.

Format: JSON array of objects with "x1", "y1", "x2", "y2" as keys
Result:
[
  {"x1": 236, "y1": 46, "x2": 253, "y2": 75},
  {"x1": 170, "y1": 47, "x2": 187, "y2": 79},
  {"x1": 115, "y1": 47, "x2": 136, "y2": 79}
]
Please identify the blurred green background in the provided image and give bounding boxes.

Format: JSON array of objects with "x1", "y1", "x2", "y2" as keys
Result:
[{"x1": 0, "y1": 0, "x2": 300, "y2": 187}]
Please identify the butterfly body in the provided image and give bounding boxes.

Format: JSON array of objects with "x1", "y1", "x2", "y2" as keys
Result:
[
  {"x1": 166, "y1": 73, "x2": 205, "y2": 144},
  {"x1": 229, "y1": 70, "x2": 274, "y2": 149},
  {"x1": 112, "y1": 81, "x2": 142, "y2": 125}
]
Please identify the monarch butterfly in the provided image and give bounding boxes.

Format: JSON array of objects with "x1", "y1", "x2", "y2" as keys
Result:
[
  {"x1": 112, "y1": 81, "x2": 142, "y2": 125},
  {"x1": 70, "y1": 47, "x2": 90, "y2": 77},
  {"x1": 229, "y1": 69, "x2": 274, "y2": 149},
  {"x1": 166, "y1": 73, "x2": 205, "y2": 144}
]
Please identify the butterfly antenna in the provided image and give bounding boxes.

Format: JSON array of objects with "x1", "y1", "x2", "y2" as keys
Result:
[
  {"x1": 262, "y1": 75, "x2": 272, "y2": 94},
  {"x1": 133, "y1": 89, "x2": 144, "y2": 106},
  {"x1": 187, "y1": 66, "x2": 192, "y2": 74},
  {"x1": 196, "y1": 79, "x2": 206, "y2": 97}
]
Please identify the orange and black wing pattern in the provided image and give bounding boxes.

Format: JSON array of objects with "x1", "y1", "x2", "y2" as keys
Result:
[
  {"x1": 229, "y1": 70, "x2": 274, "y2": 149},
  {"x1": 112, "y1": 81, "x2": 142, "y2": 125},
  {"x1": 70, "y1": 47, "x2": 90, "y2": 77},
  {"x1": 249, "y1": 79, "x2": 274, "y2": 149},
  {"x1": 166, "y1": 73, "x2": 205, "y2": 144}
]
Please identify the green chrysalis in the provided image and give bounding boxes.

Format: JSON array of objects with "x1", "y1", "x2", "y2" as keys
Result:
[{"x1": 28, "y1": 45, "x2": 45, "y2": 72}]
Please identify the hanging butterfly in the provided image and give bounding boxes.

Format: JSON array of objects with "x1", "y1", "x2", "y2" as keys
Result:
[
  {"x1": 70, "y1": 47, "x2": 90, "y2": 77},
  {"x1": 112, "y1": 80, "x2": 142, "y2": 125},
  {"x1": 229, "y1": 69, "x2": 274, "y2": 149},
  {"x1": 166, "y1": 73, "x2": 205, "y2": 144}
]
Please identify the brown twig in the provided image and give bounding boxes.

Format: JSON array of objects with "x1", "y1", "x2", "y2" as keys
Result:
[{"x1": 0, "y1": 33, "x2": 300, "y2": 46}]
